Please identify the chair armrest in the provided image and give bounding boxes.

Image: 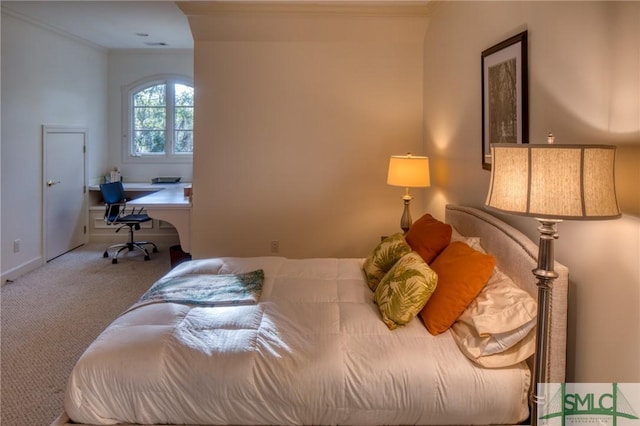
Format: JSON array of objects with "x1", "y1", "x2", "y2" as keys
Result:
[
  {"x1": 104, "y1": 200, "x2": 147, "y2": 224},
  {"x1": 103, "y1": 201, "x2": 128, "y2": 225}
]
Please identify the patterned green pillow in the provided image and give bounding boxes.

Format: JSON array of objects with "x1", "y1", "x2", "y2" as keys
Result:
[
  {"x1": 374, "y1": 251, "x2": 438, "y2": 330},
  {"x1": 363, "y1": 233, "x2": 412, "y2": 291}
]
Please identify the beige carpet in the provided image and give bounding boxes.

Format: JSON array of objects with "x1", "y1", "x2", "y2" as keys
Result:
[{"x1": 1, "y1": 242, "x2": 174, "y2": 426}]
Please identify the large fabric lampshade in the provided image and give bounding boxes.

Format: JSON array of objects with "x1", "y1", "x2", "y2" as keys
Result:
[{"x1": 486, "y1": 144, "x2": 620, "y2": 220}]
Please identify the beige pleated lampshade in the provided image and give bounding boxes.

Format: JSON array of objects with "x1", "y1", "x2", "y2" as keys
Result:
[
  {"x1": 485, "y1": 144, "x2": 621, "y2": 220},
  {"x1": 387, "y1": 154, "x2": 431, "y2": 188}
]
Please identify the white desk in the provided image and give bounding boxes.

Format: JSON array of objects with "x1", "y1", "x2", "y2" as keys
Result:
[
  {"x1": 88, "y1": 182, "x2": 190, "y2": 192},
  {"x1": 126, "y1": 186, "x2": 192, "y2": 253}
]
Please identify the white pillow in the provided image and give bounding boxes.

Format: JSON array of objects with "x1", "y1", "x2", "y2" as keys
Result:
[
  {"x1": 451, "y1": 267, "x2": 537, "y2": 368},
  {"x1": 450, "y1": 227, "x2": 486, "y2": 254}
]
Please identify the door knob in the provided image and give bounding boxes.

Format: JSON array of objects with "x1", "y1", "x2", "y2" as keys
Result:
[{"x1": 47, "y1": 180, "x2": 61, "y2": 187}]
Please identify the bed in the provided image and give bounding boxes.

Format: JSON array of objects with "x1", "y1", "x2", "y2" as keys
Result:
[{"x1": 53, "y1": 205, "x2": 568, "y2": 426}]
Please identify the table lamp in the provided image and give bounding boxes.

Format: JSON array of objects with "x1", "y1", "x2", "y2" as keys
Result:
[
  {"x1": 387, "y1": 153, "x2": 431, "y2": 233},
  {"x1": 484, "y1": 142, "x2": 621, "y2": 426}
]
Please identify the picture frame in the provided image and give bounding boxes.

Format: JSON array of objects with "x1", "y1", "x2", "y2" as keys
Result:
[{"x1": 481, "y1": 31, "x2": 528, "y2": 170}]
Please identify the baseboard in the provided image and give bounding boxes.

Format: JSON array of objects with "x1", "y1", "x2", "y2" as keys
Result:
[{"x1": 1, "y1": 256, "x2": 44, "y2": 286}]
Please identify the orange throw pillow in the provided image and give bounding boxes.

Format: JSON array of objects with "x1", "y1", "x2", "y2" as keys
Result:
[
  {"x1": 420, "y1": 241, "x2": 496, "y2": 335},
  {"x1": 405, "y1": 214, "x2": 452, "y2": 264}
]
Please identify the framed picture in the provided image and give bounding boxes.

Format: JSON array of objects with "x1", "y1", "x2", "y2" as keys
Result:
[{"x1": 481, "y1": 31, "x2": 528, "y2": 170}]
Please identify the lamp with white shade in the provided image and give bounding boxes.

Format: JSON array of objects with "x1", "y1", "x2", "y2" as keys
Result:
[
  {"x1": 387, "y1": 154, "x2": 431, "y2": 233},
  {"x1": 485, "y1": 142, "x2": 621, "y2": 426}
]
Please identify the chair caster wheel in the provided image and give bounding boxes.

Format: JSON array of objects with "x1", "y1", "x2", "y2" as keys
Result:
[
  {"x1": 112, "y1": 259, "x2": 118, "y2": 264},
  {"x1": 144, "y1": 255, "x2": 150, "y2": 261},
  {"x1": 153, "y1": 247, "x2": 158, "y2": 253},
  {"x1": 103, "y1": 252, "x2": 109, "y2": 258}
]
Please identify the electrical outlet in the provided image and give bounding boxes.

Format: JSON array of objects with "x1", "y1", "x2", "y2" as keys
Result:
[
  {"x1": 270, "y1": 240, "x2": 280, "y2": 253},
  {"x1": 13, "y1": 239, "x2": 20, "y2": 253}
]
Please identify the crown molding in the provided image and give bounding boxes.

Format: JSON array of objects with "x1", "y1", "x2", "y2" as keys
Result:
[
  {"x1": 177, "y1": 1, "x2": 433, "y2": 18},
  {"x1": 1, "y1": 5, "x2": 106, "y2": 52}
]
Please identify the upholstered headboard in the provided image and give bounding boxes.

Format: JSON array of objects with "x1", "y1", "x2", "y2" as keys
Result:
[{"x1": 445, "y1": 204, "x2": 568, "y2": 384}]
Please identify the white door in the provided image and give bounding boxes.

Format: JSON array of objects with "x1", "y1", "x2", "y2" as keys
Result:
[{"x1": 43, "y1": 126, "x2": 87, "y2": 261}]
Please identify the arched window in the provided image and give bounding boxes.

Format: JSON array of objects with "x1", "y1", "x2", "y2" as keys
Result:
[{"x1": 123, "y1": 75, "x2": 193, "y2": 162}]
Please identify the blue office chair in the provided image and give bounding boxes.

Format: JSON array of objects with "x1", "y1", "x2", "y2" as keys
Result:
[{"x1": 99, "y1": 181, "x2": 158, "y2": 264}]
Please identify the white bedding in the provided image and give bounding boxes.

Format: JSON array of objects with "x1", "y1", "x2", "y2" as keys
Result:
[{"x1": 65, "y1": 256, "x2": 530, "y2": 425}]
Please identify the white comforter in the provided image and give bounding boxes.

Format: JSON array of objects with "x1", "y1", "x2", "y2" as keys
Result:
[{"x1": 65, "y1": 257, "x2": 530, "y2": 425}]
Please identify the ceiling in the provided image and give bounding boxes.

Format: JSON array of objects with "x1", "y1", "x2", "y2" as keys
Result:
[
  {"x1": 1, "y1": 1, "x2": 433, "y2": 49},
  {"x1": 1, "y1": 1, "x2": 194, "y2": 49}
]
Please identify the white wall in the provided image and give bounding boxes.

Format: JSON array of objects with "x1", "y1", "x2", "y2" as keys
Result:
[
  {"x1": 1, "y1": 11, "x2": 108, "y2": 281},
  {"x1": 183, "y1": 3, "x2": 431, "y2": 259},
  {"x1": 107, "y1": 50, "x2": 193, "y2": 183},
  {"x1": 422, "y1": 1, "x2": 640, "y2": 382}
]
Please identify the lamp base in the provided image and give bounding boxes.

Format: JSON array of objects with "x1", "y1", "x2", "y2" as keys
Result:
[
  {"x1": 530, "y1": 219, "x2": 561, "y2": 426},
  {"x1": 400, "y1": 193, "x2": 413, "y2": 233}
]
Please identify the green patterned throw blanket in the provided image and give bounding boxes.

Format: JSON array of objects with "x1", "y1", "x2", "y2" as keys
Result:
[{"x1": 129, "y1": 270, "x2": 264, "y2": 311}]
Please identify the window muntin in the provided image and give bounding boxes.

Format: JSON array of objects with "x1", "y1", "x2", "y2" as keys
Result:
[{"x1": 125, "y1": 76, "x2": 193, "y2": 162}]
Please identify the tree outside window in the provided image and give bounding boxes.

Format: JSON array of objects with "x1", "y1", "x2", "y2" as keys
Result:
[
  {"x1": 174, "y1": 83, "x2": 194, "y2": 154},
  {"x1": 126, "y1": 76, "x2": 193, "y2": 161}
]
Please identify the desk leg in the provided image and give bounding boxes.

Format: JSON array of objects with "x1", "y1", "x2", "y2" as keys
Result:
[{"x1": 144, "y1": 208, "x2": 191, "y2": 253}]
